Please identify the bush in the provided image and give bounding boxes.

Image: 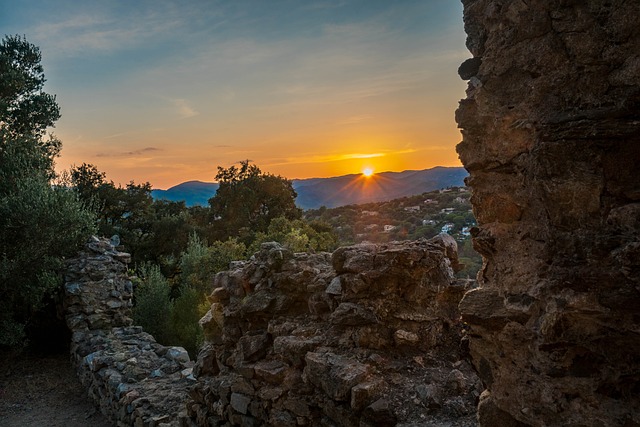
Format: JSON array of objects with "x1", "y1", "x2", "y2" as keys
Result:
[
  {"x1": 132, "y1": 264, "x2": 172, "y2": 343},
  {"x1": 133, "y1": 235, "x2": 247, "y2": 357}
]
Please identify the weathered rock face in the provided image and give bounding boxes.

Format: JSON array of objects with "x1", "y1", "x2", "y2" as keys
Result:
[
  {"x1": 456, "y1": 1, "x2": 640, "y2": 426},
  {"x1": 189, "y1": 236, "x2": 481, "y2": 426},
  {"x1": 64, "y1": 236, "x2": 193, "y2": 426}
]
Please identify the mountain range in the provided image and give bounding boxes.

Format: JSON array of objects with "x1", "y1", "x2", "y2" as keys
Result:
[{"x1": 151, "y1": 166, "x2": 468, "y2": 210}]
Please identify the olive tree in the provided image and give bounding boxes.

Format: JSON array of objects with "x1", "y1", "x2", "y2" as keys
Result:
[{"x1": 0, "y1": 35, "x2": 95, "y2": 347}]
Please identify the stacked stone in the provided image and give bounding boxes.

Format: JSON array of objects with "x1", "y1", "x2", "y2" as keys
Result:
[
  {"x1": 64, "y1": 236, "x2": 194, "y2": 427},
  {"x1": 189, "y1": 235, "x2": 481, "y2": 426},
  {"x1": 456, "y1": 1, "x2": 640, "y2": 426}
]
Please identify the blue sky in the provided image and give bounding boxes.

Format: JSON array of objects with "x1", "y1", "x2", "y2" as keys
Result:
[{"x1": 1, "y1": 0, "x2": 468, "y2": 188}]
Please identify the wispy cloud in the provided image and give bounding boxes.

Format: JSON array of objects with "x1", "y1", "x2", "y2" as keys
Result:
[
  {"x1": 172, "y1": 99, "x2": 199, "y2": 119},
  {"x1": 96, "y1": 147, "x2": 162, "y2": 158},
  {"x1": 28, "y1": 4, "x2": 187, "y2": 58}
]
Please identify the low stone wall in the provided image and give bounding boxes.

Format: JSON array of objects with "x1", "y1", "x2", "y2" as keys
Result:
[
  {"x1": 63, "y1": 236, "x2": 193, "y2": 427},
  {"x1": 64, "y1": 235, "x2": 479, "y2": 426},
  {"x1": 188, "y1": 235, "x2": 481, "y2": 426}
]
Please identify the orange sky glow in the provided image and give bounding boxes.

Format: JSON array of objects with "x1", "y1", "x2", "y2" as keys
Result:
[{"x1": 4, "y1": 1, "x2": 468, "y2": 189}]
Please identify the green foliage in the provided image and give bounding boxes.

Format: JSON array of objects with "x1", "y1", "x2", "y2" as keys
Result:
[
  {"x1": 167, "y1": 234, "x2": 246, "y2": 356},
  {"x1": 249, "y1": 216, "x2": 338, "y2": 254},
  {"x1": 168, "y1": 286, "x2": 205, "y2": 357},
  {"x1": 209, "y1": 160, "x2": 301, "y2": 242},
  {"x1": 132, "y1": 234, "x2": 246, "y2": 357},
  {"x1": 132, "y1": 264, "x2": 172, "y2": 343},
  {"x1": 0, "y1": 35, "x2": 95, "y2": 347},
  {"x1": 178, "y1": 233, "x2": 210, "y2": 294},
  {"x1": 456, "y1": 238, "x2": 483, "y2": 279},
  {"x1": 69, "y1": 162, "x2": 107, "y2": 206},
  {"x1": 70, "y1": 163, "x2": 189, "y2": 267},
  {"x1": 0, "y1": 35, "x2": 60, "y2": 137},
  {"x1": 179, "y1": 233, "x2": 246, "y2": 294}
]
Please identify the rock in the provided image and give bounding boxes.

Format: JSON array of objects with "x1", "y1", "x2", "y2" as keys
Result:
[
  {"x1": 350, "y1": 378, "x2": 386, "y2": 411},
  {"x1": 303, "y1": 352, "x2": 370, "y2": 401},
  {"x1": 209, "y1": 287, "x2": 230, "y2": 303},
  {"x1": 230, "y1": 393, "x2": 251, "y2": 415},
  {"x1": 325, "y1": 277, "x2": 342, "y2": 295},
  {"x1": 458, "y1": 57, "x2": 482, "y2": 80},
  {"x1": 362, "y1": 398, "x2": 396, "y2": 427},
  {"x1": 273, "y1": 335, "x2": 323, "y2": 366},
  {"x1": 186, "y1": 237, "x2": 479, "y2": 426},
  {"x1": 416, "y1": 384, "x2": 442, "y2": 409},
  {"x1": 330, "y1": 303, "x2": 378, "y2": 326},
  {"x1": 393, "y1": 329, "x2": 420, "y2": 346},
  {"x1": 63, "y1": 237, "x2": 192, "y2": 426},
  {"x1": 258, "y1": 386, "x2": 284, "y2": 401},
  {"x1": 254, "y1": 360, "x2": 288, "y2": 384},
  {"x1": 166, "y1": 347, "x2": 190, "y2": 364},
  {"x1": 237, "y1": 332, "x2": 271, "y2": 362},
  {"x1": 456, "y1": 1, "x2": 640, "y2": 425},
  {"x1": 477, "y1": 391, "x2": 528, "y2": 427}
]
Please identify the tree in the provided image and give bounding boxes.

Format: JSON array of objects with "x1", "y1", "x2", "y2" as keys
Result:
[
  {"x1": 0, "y1": 35, "x2": 60, "y2": 137},
  {"x1": 0, "y1": 35, "x2": 95, "y2": 347},
  {"x1": 209, "y1": 160, "x2": 301, "y2": 242},
  {"x1": 70, "y1": 162, "x2": 107, "y2": 206}
]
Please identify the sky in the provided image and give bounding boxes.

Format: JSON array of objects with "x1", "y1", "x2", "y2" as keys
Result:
[{"x1": 1, "y1": 0, "x2": 468, "y2": 189}]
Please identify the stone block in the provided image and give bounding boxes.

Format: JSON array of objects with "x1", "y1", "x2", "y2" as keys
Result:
[
  {"x1": 303, "y1": 352, "x2": 369, "y2": 401},
  {"x1": 254, "y1": 360, "x2": 288, "y2": 384},
  {"x1": 230, "y1": 392, "x2": 252, "y2": 415},
  {"x1": 350, "y1": 378, "x2": 386, "y2": 411},
  {"x1": 166, "y1": 347, "x2": 190, "y2": 364},
  {"x1": 237, "y1": 332, "x2": 271, "y2": 362},
  {"x1": 330, "y1": 303, "x2": 378, "y2": 326}
]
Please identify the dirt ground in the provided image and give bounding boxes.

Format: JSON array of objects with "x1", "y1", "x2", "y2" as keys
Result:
[{"x1": 0, "y1": 351, "x2": 113, "y2": 427}]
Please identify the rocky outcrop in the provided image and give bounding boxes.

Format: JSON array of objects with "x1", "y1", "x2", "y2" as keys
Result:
[
  {"x1": 64, "y1": 236, "x2": 193, "y2": 426},
  {"x1": 188, "y1": 236, "x2": 481, "y2": 426},
  {"x1": 456, "y1": 1, "x2": 640, "y2": 426}
]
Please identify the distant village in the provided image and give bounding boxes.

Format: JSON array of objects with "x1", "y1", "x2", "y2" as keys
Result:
[
  {"x1": 305, "y1": 186, "x2": 475, "y2": 244},
  {"x1": 305, "y1": 186, "x2": 481, "y2": 278}
]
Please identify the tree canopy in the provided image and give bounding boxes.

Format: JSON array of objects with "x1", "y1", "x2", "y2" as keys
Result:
[
  {"x1": 0, "y1": 35, "x2": 94, "y2": 347},
  {"x1": 209, "y1": 160, "x2": 301, "y2": 241},
  {"x1": 0, "y1": 35, "x2": 60, "y2": 137}
]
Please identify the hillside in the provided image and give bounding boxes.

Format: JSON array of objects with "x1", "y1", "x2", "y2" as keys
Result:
[
  {"x1": 151, "y1": 180, "x2": 219, "y2": 207},
  {"x1": 151, "y1": 166, "x2": 468, "y2": 209},
  {"x1": 305, "y1": 186, "x2": 481, "y2": 279}
]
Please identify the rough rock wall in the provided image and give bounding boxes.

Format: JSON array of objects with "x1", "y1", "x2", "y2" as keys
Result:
[
  {"x1": 189, "y1": 236, "x2": 482, "y2": 426},
  {"x1": 455, "y1": 1, "x2": 640, "y2": 426},
  {"x1": 64, "y1": 236, "x2": 193, "y2": 427}
]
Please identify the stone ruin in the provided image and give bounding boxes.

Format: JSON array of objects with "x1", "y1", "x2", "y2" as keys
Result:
[
  {"x1": 63, "y1": 235, "x2": 480, "y2": 426},
  {"x1": 189, "y1": 236, "x2": 480, "y2": 426},
  {"x1": 64, "y1": 236, "x2": 193, "y2": 426},
  {"x1": 456, "y1": 0, "x2": 640, "y2": 426}
]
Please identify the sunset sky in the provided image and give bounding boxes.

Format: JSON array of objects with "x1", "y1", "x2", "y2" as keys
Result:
[{"x1": 1, "y1": 0, "x2": 468, "y2": 189}]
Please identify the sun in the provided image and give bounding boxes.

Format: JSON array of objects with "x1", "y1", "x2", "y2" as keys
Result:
[{"x1": 362, "y1": 168, "x2": 374, "y2": 177}]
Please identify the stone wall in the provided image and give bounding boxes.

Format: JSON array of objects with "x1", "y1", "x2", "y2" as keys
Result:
[
  {"x1": 64, "y1": 236, "x2": 193, "y2": 427},
  {"x1": 188, "y1": 236, "x2": 481, "y2": 426},
  {"x1": 456, "y1": 1, "x2": 640, "y2": 426}
]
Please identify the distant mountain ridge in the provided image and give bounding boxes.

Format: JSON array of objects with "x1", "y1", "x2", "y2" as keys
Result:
[{"x1": 151, "y1": 166, "x2": 468, "y2": 209}]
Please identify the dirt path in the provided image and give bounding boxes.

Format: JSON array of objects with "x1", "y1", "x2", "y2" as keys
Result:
[{"x1": 0, "y1": 351, "x2": 113, "y2": 427}]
